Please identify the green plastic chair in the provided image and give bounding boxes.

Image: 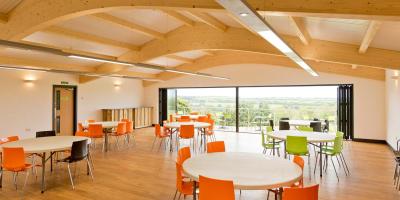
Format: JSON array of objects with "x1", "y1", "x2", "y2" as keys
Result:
[
  {"x1": 297, "y1": 126, "x2": 313, "y2": 132},
  {"x1": 315, "y1": 131, "x2": 350, "y2": 181},
  {"x1": 286, "y1": 136, "x2": 308, "y2": 156},
  {"x1": 261, "y1": 126, "x2": 280, "y2": 156}
]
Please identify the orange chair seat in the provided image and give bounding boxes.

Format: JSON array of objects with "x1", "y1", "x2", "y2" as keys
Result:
[
  {"x1": 2, "y1": 163, "x2": 32, "y2": 172},
  {"x1": 180, "y1": 181, "x2": 194, "y2": 195}
]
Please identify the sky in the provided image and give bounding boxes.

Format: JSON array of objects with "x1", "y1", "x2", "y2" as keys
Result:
[{"x1": 176, "y1": 86, "x2": 338, "y2": 98}]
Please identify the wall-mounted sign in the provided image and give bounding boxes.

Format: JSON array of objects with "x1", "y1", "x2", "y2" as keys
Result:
[{"x1": 61, "y1": 81, "x2": 69, "y2": 85}]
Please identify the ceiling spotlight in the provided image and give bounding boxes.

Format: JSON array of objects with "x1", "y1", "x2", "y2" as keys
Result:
[{"x1": 239, "y1": 13, "x2": 249, "y2": 17}]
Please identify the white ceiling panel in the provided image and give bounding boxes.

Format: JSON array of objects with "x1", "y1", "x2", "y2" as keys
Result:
[
  {"x1": 174, "y1": 50, "x2": 208, "y2": 59},
  {"x1": 146, "y1": 57, "x2": 184, "y2": 68},
  {"x1": 107, "y1": 8, "x2": 183, "y2": 34},
  {"x1": 57, "y1": 15, "x2": 153, "y2": 46},
  {"x1": 25, "y1": 31, "x2": 129, "y2": 57},
  {"x1": 370, "y1": 21, "x2": 400, "y2": 52}
]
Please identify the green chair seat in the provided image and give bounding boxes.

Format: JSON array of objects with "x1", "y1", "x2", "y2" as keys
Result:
[{"x1": 286, "y1": 136, "x2": 309, "y2": 156}]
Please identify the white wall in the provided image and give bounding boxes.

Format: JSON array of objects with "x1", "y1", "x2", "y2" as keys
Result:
[
  {"x1": 0, "y1": 70, "x2": 144, "y2": 139},
  {"x1": 386, "y1": 70, "x2": 400, "y2": 149},
  {"x1": 144, "y1": 64, "x2": 386, "y2": 140}
]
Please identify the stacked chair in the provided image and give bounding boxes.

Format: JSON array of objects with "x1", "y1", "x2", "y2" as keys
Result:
[{"x1": 394, "y1": 139, "x2": 400, "y2": 190}]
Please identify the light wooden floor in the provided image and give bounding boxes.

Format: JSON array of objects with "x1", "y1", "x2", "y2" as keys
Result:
[{"x1": 1, "y1": 128, "x2": 399, "y2": 200}]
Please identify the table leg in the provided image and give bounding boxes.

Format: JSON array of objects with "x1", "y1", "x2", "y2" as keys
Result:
[
  {"x1": 320, "y1": 143, "x2": 323, "y2": 178},
  {"x1": 193, "y1": 181, "x2": 197, "y2": 200},
  {"x1": 203, "y1": 128, "x2": 206, "y2": 153},
  {"x1": 272, "y1": 138, "x2": 275, "y2": 156},
  {"x1": 0, "y1": 153, "x2": 3, "y2": 188},
  {"x1": 284, "y1": 141, "x2": 287, "y2": 159},
  {"x1": 50, "y1": 153, "x2": 53, "y2": 172},
  {"x1": 104, "y1": 132, "x2": 109, "y2": 152},
  {"x1": 41, "y1": 152, "x2": 46, "y2": 193},
  {"x1": 170, "y1": 131, "x2": 173, "y2": 152},
  {"x1": 278, "y1": 187, "x2": 283, "y2": 200}
]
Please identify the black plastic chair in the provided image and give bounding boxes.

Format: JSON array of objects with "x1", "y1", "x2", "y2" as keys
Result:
[
  {"x1": 310, "y1": 122, "x2": 322, "y2": 132},
  {"x1": 279, "y1": 121, "x2": 290, "y2": 130},
  {"x1": 269, "y1": 120, "x2": 274, "y2": 131},
  {"x1": 280, "y1": 117, "x2": 289, "y2": 120},
  {"x1": 313, "y1": 118, "x2": 319, "y2": 121},
  {"x1": 323, "y1": 120, "x2": 330, "y2": 132},
  {"x1": 36, "y1": 130, "x2": 56, "y2": 138},
  {"x1": 57, "y1": 139, "x2": 93, "y2": 189}
]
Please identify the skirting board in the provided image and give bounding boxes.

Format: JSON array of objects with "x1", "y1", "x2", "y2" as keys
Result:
[{"x1": 352, "y1": 138, "x2": 387, "y2": 144}]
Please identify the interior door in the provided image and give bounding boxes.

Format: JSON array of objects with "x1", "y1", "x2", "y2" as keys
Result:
[{"x1": 54, "y1": 86, "x2": 76, "y2": 136}]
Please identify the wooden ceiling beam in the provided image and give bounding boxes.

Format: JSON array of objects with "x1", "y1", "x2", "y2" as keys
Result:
[
  {"x1": 3, "y1": 0, "x2": 400, "y2": 41},
  {"x1": 143, "y1": 51, "x2": 385, "y2": 86},
  {"x1": 287, "y1": 16, "x2": 311, "y2": 45},
  {"x1": 0, "y1": 13, "x2": 8, "y2": 24},
  {"x1": 186, "y1": 11, "x2": 227, "y2": 32},
  {"x1": 359, "y1": 20, "x2": 382, "y2": 53},
  {"x1": 165, "y1": 54, "x2": 194, "y2": 64},
  {"x1": 161, "y1": 10, "x2": 195, "y2": 27},
  {"x1": 43, "y1": 26, "x2": 139, "y2": 51},
  {"x1": 92, "y1": 13, "x2": 165, "y2": 39}
]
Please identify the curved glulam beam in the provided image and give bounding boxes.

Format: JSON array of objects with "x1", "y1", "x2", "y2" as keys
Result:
[
  {"x1": 143, "y1": 51, "x2": 385, "y2": 87},
  {"x1": 3, "y1": 0, "x2": 400, "y2": 40}
]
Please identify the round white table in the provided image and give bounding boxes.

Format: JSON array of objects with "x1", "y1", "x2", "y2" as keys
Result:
[
  {"x1": 174, "y1": 115, "x2": 207, "y2": 120},
  {"x1": 164, "y1": 122, "x2": 210, "y2": 152},
  {"x1": 267, "y1": 130, "x2": 336, "y2": 178},
  {"x1": 0, "y1": 136, "x2": 90, "y2": 193},
  {"x1": 183, "y1": 152, "x2": 302, "y2": 200},
  {"x1": 280, "y1": 120, "x2": 326, "y2": 127},
  {"x1": 83, "y1": 121, "x2": 119, "y2": 152}
]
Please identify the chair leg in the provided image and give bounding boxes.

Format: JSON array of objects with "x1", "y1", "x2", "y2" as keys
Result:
[
  {"x1": 86, "y1": 158, "x2": 94, "y2": 180},
  {"x1": 23, "y1": 171, "x2": 30, "y2": 189},
  {"x1": 313, "y1": 152, "x2": 319, "y2": 175},
  {"x1": 67, "y1": 163, "x2": 75, "y2": 190},
  {"x1": 330, "y1": 156, "x2": 339, "y2": 182},
  {"x1": 13, "y1": 172, "x2": 18, "y2": 190},
  {"x1": 151, "y1": 137, "x2": 157, "y2": 150},
  {"x1": 336, "y1": 155, "x2": 348, "y2": 176},
  {"x1": 340, "y1": 153, "x2": 350, "y2": 175},
  {"x1": 173, "y1": 189, "x2": 178, "y2": 200}
]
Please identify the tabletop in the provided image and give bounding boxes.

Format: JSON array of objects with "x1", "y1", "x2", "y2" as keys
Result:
[
  {"x1": 182, "y1": 152, "x2": 302, "y2": 190},
  {"x1": 174, "y1": 115, "x2": 207, "y2": 120},
  {"x1": 83, "y1": 121, "x2": 119, "y2": 128},
  {"x1": 164, "y1": 122, "x2": 210, "y2": 129},
  {"x1": 280, "y1": 120, "x2": 326, "y2": 126},
  {"x1": 268, "y1": 130, "x2": 336, "y2": 143},
  {"x1": 0, "y1": 136, "x2": 91, "y2": 153}
]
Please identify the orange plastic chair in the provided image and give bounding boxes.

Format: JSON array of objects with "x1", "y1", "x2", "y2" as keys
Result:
[
  {"x1": 0, "y1": 137, "x2": 9, "y2": 144},
  {"x1": 125, "y1": 120, "x2": 135, "y2": 144},
  {"x1": 207, "y1": 141, "x2": 225, "y2": 153},
  {"x1": 178, "y1": 115, "x2": 191, "y2": 122},
  {"x1": 177, "y1": 147, "x2": 191, "y2": 165},
  {"x1": 88, "y1": 124, "x2": 104, "y2": 149},
  {"x1": 174, "y1": 163, "x2": 194, "y2": 200},
  {"x1": 75, "y1": 131, "x2": 88, "y2": 137},
  {"x1": 190, "y1": 112, "x2": 199, "y2": 115},
  {"x1": 199, "y1": 175, "x2": 235, "y2": 200},
  {"x1": 169, "y1": 114, "x2": 174, "y2": 122},
  {"x1": 205, "y1": 119, "x2": 216, "y2": 142},
  {"x1": 7, "y1": 136, "x2": 19, "y2": 142},
  {"x1": 152, "y1": 124, "x2": 170, "y2": 151},
  {"x1": 293, "y1": 156, "x2": 304, "y2": 187},
  {"x1": 121, "y1": 119, "x2": 129, "y2": 122},
  {"x1": 78, "y1": 123, "x2": 85, "y2": 132},
  {"x1": 178, "y1": 125, "x2": 195, "y2": 151},
  {"x1": 111, "y1": 122, "x2": 127, "y2": 149},
  {"x1": 282, "y1": 184, "x2": 319, "y2": 200},
  {"x1": 1, "y1": 147, "x2": 33, "y2": 189},
  {"x1": 197, "y1": 116, "x2": 208, "y2": 122},
  {"x1": 207, "y1": 113, "x2": 212, "y2": 120}
]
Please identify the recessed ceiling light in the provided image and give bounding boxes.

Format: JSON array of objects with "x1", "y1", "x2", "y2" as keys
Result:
[{"x1": 239, "y1": 13, "x2": 248, "y2": 17}]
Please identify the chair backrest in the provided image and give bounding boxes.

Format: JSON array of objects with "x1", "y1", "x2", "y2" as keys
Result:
[
  {"x1": 207, "y1": 113, "x2": 212, "y2": 120},
  {"x1": 177, "y1": 147, "x2": 191, "y2": 165},
  {"x1": 70, "y1": 139, "x2": 89, "y2": 162},
  {"x1": 116, "y1": 122, "x2": 127, "y2": 135},
  {"x1": 207, "y1": 119, "x2": 215, "y2": 131},
  {"x1": 207, "y1": 141, "x2": 225, "y2": 153},
  {"x1": 310, "y1": 122, "x2": 322, "y2": 132},
  {"x1": 279, "y1": 121, "x2": 290, "y2": 130},
  {"x1": 332, "y1": 135, "x2": 344, "y2": 154},
  {"x1": 199, "y1": 175, "x2": 235, "y2": 200},
  {"x1": 293, "y1": 156, "x2": 304, "y2": 187},
  {"x1": 323, "y1": 120, "x2": 330, "y2": 132},
  {"x1": 266, "y1": 126, "x2": 273, "y2": 132},
  {"x1": 7, "y1": 136, "x2": 19, "y2": 142},
  {"x1": 78, "y1": 122, "x2": 84, "y2": 132},
  {"x1": 2, "y1": 147, "x2": 26, "y2": 170},
  {"x1": 121, "y1": 119, "x2": 129, "y2": 122},
  {"x1": 88, "y1": 124, "x2": 103, "y2": 138},
  {"x1": 155, "y1": 124, "x2": 162, "y2": 137},
  {"x1": 313, "y1": 118, "x2": 319, "y2": 121},
  {"x1": 286, "y1": 136, "x2": 308, "y2": 155},
  {"x1": 175, "y1": 162, "x2": 184, "y2": 192},
  {"x1": 197, "y1": 116, "x2": 208, "y2": 122},
  {"x1": 0, "y1": 137, "x2": 9, "y2": 145},
  {"x1": 283, "y1": 184, "x2": 319, "y2": 200},
  {"x1": 126, "y1": 121, "x2": 134, "y2": 133},
  {"x1": 269, "y1": 120, "x2": 274, "y2": 131},
  {"x1": 180, "y1": 115, "x2": 191, "y2": 120},
  {"x1": 297, "y1": 126, "x2": 313, "y2": 132},
  {"x1": 261, "y1": 130, "x2": 267, "y2": 146},
  {"x1": 190, "y1": 112, "x2": 199, "y2": 115},
  {"x1": 180, "y1": 125, "x2": 195, "y2": 139},
  {"x1": 280, "y1": 117, "x2": 289, "y2": 120},
  {"x1": 36, "y1": 130, "x2": 56, "y2": 138}
]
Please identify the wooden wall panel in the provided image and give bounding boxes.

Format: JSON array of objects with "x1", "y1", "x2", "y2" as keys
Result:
[{"x1": 102, "y1": 107, "x2": 153, "y2": 128}]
